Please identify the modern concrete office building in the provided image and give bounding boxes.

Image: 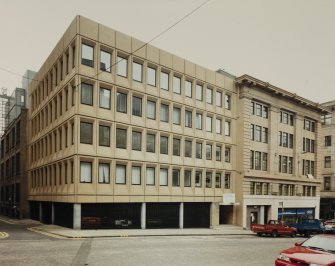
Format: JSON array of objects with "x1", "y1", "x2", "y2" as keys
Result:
[
  {"x1": 28, "y1": 16, "x2": 238, "y2": 229},
  {"x1": 235, "y1": 75, "x2": 327, "y2": 228},
  {"x1": 320, "y1": 100, "x2": 335, "y2": 220},
  {"x1": 0, "y1": 88, "x2": 29, "y2": 218}
]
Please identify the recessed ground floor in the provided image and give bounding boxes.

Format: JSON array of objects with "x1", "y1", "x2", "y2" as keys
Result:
[
  {"x1": 320, "y1": 198, "x2": 335, "y2": 220},
  {"x1": 29, "y1": 201, "x2": 235, "y2": 229},
  {"x1": 242, "y1": 195, "x2": 320, "y2": 228}
]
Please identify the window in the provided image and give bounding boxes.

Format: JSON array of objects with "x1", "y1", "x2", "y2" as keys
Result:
[
  {"x1": 215, "y1": 173, "x2": 221, "y2": 188},
  {"x1": 147, "y1": 100, "x2": 156, "y2": 120},
  {"x1": 206, "y1": 116, "x2": 212, "y2": 132},
  {"x1": 160, "y1": 136, "x2": 168, "y2": 154},
  {"x1": 262, "y1": 153, "x2": 268, "y2": 171},
  {"x1": 196, "y1": 113, "x2": 202, "y2": 130},
  {"x1": 321, "y1": 114, "x2": 332, "y2": 125},
  {"x1": 184, "y1": 170, "x2": 191, "y2": 187},
  {"x1": 206, "y1": 144, "x2": 212, "y2": 160},
  {"x1": 225, "y1": 147, "x2": 231, "y2": 163},
  {"x1": 262, "y1": 127, "x2": 268, "y2": 143},
  {"x1": 132, "y1": 62, "x2": 142, "y2": 82},
  {"x1": 196, "y1": 84, "x2": 203, "y2": 101},
  {"x1": 160, "y1": 104, "x2": 169, "y2": 122},
  {"x1": 280, "y1": 111, "x2": 294, "y2": 125},
  {"x1": 206, "y1": 88, "x2": 213, "y2": 104},
  {"x1": 172, "y1": 169, "x2": 180, "y2": 186},
  {"x1": 81, "y1": 44, "x2": 94, "y2": 67},
  {"x1": 302, "y1": 159, "x2": 315, "y2": 175},
  {"x1": 216, "y1": 118, "x2": 222, "y2": 134},
  {"x1": 160, "y1": 71, "x2": 169, "y2": 90},
  {"x1": 196, "y1": 142, "x2": 202, "y2": 159},
  {"x1": 81, "y1": 83, "x2": 93, "y2": 105},
  {"x1": 117, "y1": 56, "x2": 127, "y2": 77},
  {"x1": 80, "y1": 122, "x2": 93, "y2": 144},
  {"x1": 99, "y1": 87, "x2": 111, "y2": 109},
  {"x1": 185, "y1": 140, "x2": 192, "y2": 157},
  {"x1": 99, "y1": 125, "x2": 110, "y2": 147},
  {"x1": 146, "y1": 134, "x2": 155, "y2": 153},
  {"x1": 100, "y1": 50, "x2": 111, "y2": 72},
  {"x1": 252, "y1": 101, "x2": 268, "y2": 118},
  {"x1": 325, "y1": 136, "x2": 332, "y2": 147},
  {"x1": 116, "y1": 128, "x2": 127, "y2": 149},
  {"x1": 250, "y1": 182, "x2": 255, "y2": 195},
  {"x1": 206, "y1": 172, "x2": 212, "y2": 188},
  {"x1": 173, "y1": 76, "x2": 181, "y2": 94},
  {"x1": 146, "y1": 167, "x2": 155, "y2": 185},
  {"x1": 131, "y1": 166, "x2": 141, "y2": 185},
  {"x1": 225, "y1": 121, "x2": 231, "y2": 136},
  {"x1": 116, "y1": 164, "x2": 126, "y2": 184},
  {"x1": 324, "y1": 176, "x2": 331, "y2": 191},
  {"x1": 225, "y1": 95, "x2": 231, "y2": 110},
  {"x1": 80, "y1": 162, "x2": 92, "y2": 183},
  {"x1": 98, "y1": 163, "x2": 110, "y2": 183},
  {"x1": 173, "y1": 138, "x2": 180, "y2": 156},
  {"x1": 304, "y1": 119, "x2": 315, "y2": 132},
  {"x1": 132, "y1": 96, "x2": 142, "y2": 117},
  {"x1": 216, "y1": 91, "x2": 222, "y2": 107},
  {"x1": 160, "y1": 168, "x2": 168, "y2": 186},
  {"x1": 185, "y1": 80, "x2": 192, "y2": 98},
  {"x1": 132, "y1": 131, "x2": 141, "y2": 151},
  {"x1": 173, "y1": 107, "x2": 181, "y2": 125},
  {"x1": 195, "y1": 171, "x2": 202, "y2": 187},
  {"x1": 303, "y1": 137, "x2": 315, "y2": 153},
  {"x1": 325, "y1": 156, "x2": 331, "y2": 168},
  {"x1": 185, "y1": 110, "x2": 192, "y2": 128},
  {"x1": 147, "y1": 67, "x2": 156, "y2": 86},
  {"x1": 216, "y1": 146, "x2": 221, "y2": 161},
  {"x1": 116, "y1": 92, "x2": 127, "y2": 113},
  {"x1": 224, "y1": 173, "x2": 231, "y2": 189}
]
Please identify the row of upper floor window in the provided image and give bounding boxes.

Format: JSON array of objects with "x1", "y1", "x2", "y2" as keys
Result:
[
  {"x1": 324, "y1": 156, "x2": 332, "y2": 168},
  {"x1": 30, "y1": 158, "x2": 232, "y2": 190},
  {"x1": 250, "y1": 149, "x2": 315, "y2": 176},
  {"x1": 30, "y1": 40, "x2": 233, "y2": 113},
  {"x1": 251, "y1": 101, "x2": 317, "y2": 132},
  {"x1": 250, "y1": 181, "x2": 316, "y2": 197},
  {"x1": 30, "y1": 81, "x2": 233, "y2": 138},
  {"x1": 324, "y1": 176, "x2": 333, "y2": 191},
  {"x1": 0, "y1": 152, "x2": 20, "y2": 180},
  {"x1": 0, "y1": 121, "x2": 21, "y2": 157},
  {"x1": 30, "y1": 120, "x2": 232, "y2": 164}
]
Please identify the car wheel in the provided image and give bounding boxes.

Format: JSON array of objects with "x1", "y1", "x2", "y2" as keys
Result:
[
  {"x1": 271, "y1": 230, "x2": 278, "y2": 238},
  {"x1": 291, "y1": 232, "x2": 296, "y2": 238},
  {"x1": 304, "y1": 231, "x2": 310, "y2": 238},
  {"x1": 257, "y1": 233, "x2": 262, "y2": 237}
]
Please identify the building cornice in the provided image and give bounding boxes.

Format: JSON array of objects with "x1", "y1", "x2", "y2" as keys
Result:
[{"x1": 236, "y1": 74, "x2": 329, "y2": 114}]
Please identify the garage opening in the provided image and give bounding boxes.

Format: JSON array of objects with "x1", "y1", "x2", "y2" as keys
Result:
[
  {"x1": 29, "y1": 201, "x2": 39, "y2": 221},
  {"x1": 146, "y1": 203, "x2": 179, "y2": 228},
  {"x1": 81, "y1": 203, "x2": 141, "y2": 229},
  {"x1": 219, "y1": 205, "x2": 234, "y2": 224},
  {"x1": 54, "y1": 203, "x2": 73, "y2": 228},
  {"x1": 184, "y1": 203, "x2": 210, "y2": 228}
]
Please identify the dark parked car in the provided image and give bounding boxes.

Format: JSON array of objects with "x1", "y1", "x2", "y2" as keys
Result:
[
  {"x1": 289, "y1": 219, "x2": 324, "y2": 237},
  {"x1": 275, "y1": 234, "x2": 335, "y2": 266}
]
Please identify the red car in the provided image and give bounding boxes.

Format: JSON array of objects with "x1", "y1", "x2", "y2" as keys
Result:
[{"x1": 275, "y1": 234, "x2": 335, "y2": 266}]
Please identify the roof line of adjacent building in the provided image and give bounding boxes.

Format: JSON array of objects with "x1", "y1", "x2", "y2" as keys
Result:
[{"x1": 236, "y1": 74, "x2": 329, "y2": 114}]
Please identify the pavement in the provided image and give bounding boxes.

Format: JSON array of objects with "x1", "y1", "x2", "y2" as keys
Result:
[{"x1": 0, "y1": 215, "x2": 253, "y2": 239}]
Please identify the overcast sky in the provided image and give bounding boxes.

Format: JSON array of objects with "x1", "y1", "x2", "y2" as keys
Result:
[{"x1": 0, "y1": 0, "x2": 334, "y2": 103}]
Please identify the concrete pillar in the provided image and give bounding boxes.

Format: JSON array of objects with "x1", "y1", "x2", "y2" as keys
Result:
[
  {"x1": 51, "y1": 203, "x2": 55, "y2": 224},
  {"x1": 260, "y1": 205, "x2": 265, "y2": 224},
  {"x1": 73, "y1": 203, "x2": 81, "y2": 229},
  {"x1": 242, "y1": 205, "x2": 247, "y2": 229},
  {"x1": 210, "y1": 202, "x2": 219, "y2": 228},
  {"x1": 39, "y1": 202, "x2": 43, "y2": 223},
  {"x1": 179, "y1": 203, "x2": 184, "y2": 229},
  {"x1": 141, "y1": 203, "x2": 146, "y2": 229}
]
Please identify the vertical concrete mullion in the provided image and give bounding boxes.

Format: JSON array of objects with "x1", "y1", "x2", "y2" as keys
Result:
[
  {"x1": 141, "y1": 202, "x2": 146, "y2": 229},
  {"x1": 73, "y1": 203, "x2": 81, "y2": 229},
  {"x1": 179, "y1": 202, "x2": 184, "y2": 229}
]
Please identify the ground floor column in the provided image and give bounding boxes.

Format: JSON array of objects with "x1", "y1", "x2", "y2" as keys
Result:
[
  {"x1": 141, "y1": 202, "x2": 146, "y2": 229},
  {"x1": 210, "y1": 202, "x2": 219, "y2": 228},
  {"x1": 260, "y1": 205, "x2": 265, "y2": 224},
  {"x1": 51, "y1": 203, "x2": 55, "y2": 224},
  {"x1": 73, "y1": 203, "x2": 81, "y2": 229},
  {"x1": 39, "y1": 202, "x2": 43, "y2": 223},
  {"x1": 179, "y1": 203, "x2": 184, "y2": 229}
]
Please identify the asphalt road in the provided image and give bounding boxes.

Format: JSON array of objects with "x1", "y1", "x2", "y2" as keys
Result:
[{"x1": 0, "y1": 219, "x2": 307, "y2": 266}]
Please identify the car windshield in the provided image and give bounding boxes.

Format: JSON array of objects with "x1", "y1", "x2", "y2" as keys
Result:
[{"x1": 301, "y1": 235, "x2": 335, "y2": 253}]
